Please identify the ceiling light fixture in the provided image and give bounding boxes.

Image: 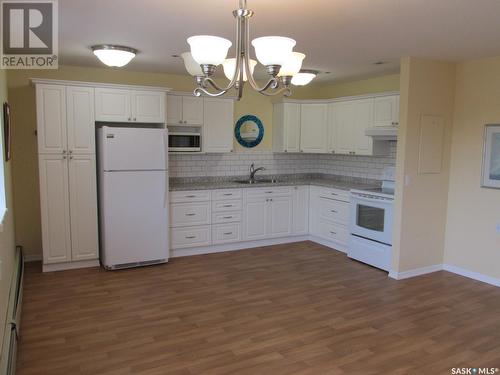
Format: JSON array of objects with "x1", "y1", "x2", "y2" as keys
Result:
[
  {"x1": 291, "y1": 69, "x2": 319, "y2": 86},
  {"x1": 183, "y1": 0, "x2": 309, "y2": 100},
  {"x1": 91, "y1": 45, "x2": 137, "y2": 67}
]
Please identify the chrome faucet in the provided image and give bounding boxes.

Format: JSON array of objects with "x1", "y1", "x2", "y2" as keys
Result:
[{"x1": 249, "y1": 163, "x2": 266, "y2": 183}]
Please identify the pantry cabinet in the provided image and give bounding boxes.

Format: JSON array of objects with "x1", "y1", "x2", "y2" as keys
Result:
[
  {"x1": 300, "y1": 103, "x2": 328, "y2": 153},
  {"x1": 167, "y1": 94, "x2": 204, "y2": 125},
  {"x1": 36, "y1": 84, "x2": 67, "y2": 154},
  {"x1": 95, "y1": 87, "x2": 165, "y2": 123}
]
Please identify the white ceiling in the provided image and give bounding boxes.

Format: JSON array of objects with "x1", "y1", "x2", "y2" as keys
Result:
[{"x1": 59, "y1": 0, "x2": 500, "y2": 82}]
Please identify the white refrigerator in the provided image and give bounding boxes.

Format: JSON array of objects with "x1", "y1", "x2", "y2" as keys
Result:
[{"x1": 97, "y1": 126, "x2": 169, "y2": 269}]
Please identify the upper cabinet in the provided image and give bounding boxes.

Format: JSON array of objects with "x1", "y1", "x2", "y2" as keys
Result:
[
  {"x1": 273, "y1": 93, "x2": 398, "y2": 156},
  {"x1": 167, "y1": 94, "x2": 203, "y2": 125},
  {"x1": 95, "y1": 88, "x2": 165, "y2": 123},
  {"x1": 66, "y1": 86, "x2": 95, "y2": 154},
  {"x1": 36, "y1": 84, "x2": 67, "y2": 154},
  {"x1": 373, "y1": 94, "x2": 399, "y2": 127},
  {"x1": 203, "y1": 98, "x2": 234, "y2": 153},
  {"x1": 273, "y1": 102, "x2": 301, "y2": 153},
  {"x1": 300, "y1": 103, "x2": 328, "y2": 153}
]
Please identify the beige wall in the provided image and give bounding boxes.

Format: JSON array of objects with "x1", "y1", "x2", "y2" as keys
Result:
[
  {"x1": 392, "y1": 57, "x2": 456, "y2": 272},
  {"x1": 444, "y1": 56, "x2": 500, "y2": 279},
  {"x1": 0, "y1": 69, "x2": 17, "y2": 355}
]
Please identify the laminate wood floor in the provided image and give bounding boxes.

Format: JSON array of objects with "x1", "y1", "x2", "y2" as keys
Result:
[{"x1": 17, "y1": 241, "x2": 500, "y2": 375}]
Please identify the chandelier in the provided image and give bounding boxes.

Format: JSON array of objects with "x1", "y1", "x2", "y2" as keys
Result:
[{"x1": 182, "y1": 0, "x2": 314, "y2": 100}]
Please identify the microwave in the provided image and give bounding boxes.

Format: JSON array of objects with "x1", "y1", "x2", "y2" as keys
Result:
[{"x1": 168, "y1": 131, "x2": 201, "y2": 152}]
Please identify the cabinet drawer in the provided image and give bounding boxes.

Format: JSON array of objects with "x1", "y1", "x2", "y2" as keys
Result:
[
  {"x1": 171, "y1": 225, "x2": 211, "y2": 249},
  {"x1": 170, "y1": 190, "x2": 211, "y2": 203},
  {"x1": 170, "y1": 202, "x2": 210, "y2": 227},
  {"x1": 212, "y1": 199, "x2": 242, "y2": 212},
  {"x1": 245, "y1": 187, "x2": 292, "y2": 198},
  {"x1": 316, "y1": 187, "x2": 350, "y2": 203},
  {"x1": 212, "y1": 211, "x2": 242, "y2": 224},
  {"x1": 318, "y1": 220, "x2": 349, "y2": 245},
  {"x1": 212, "y1": 223, "x2": 241, "y2": 244},
  {"x1": 319, "y1": 198, "x2": 349, "y2": 225},
  {"x1": 212, "y1": 189, "x2": 242, "y2": 201}
]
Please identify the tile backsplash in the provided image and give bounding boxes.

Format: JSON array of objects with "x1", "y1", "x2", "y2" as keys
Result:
[{"x1": 169, "y1": 142, "x2": 396, "y2": 181}]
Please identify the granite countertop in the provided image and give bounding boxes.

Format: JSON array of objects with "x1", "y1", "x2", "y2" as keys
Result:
[{"x1": 169, "y1": 174, "x2": 380, "y2": 192}]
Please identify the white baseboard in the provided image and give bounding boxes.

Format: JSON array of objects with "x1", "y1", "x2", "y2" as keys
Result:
[
  {"x1": 443, "y1": 264, "x2": 500, "y2": 287},
  {"x1": 172, "y1": 236, "x2": 310, "y2": 258},
  {"x1": 388, "y1": 264, "x2": 443, "y2": 280},
  {"x1": 23, "y1": 253, "x2": 42, "y2": 262},
  {"x1": 42, "y1": 259, "x2": 100, "y2": 272}
]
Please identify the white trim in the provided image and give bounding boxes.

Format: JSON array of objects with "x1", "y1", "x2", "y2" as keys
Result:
[
  {"x1": 0, "y1": 208, "x2": 7, "y2": 232},
  {"x1": 172, "y1": 235, "x2": 309, "y2": 258},
  {"x1": 275, "y1": 91, "x2": 400, "y2": 105},
  {"x1": 42, "y1": 259, "x2": 99, "y2": 272},
  {"x1": 30, "y1": 78, "x2": 171, "y2": 92},
  {"x1": 443, "y1": 264, "x2": 500, "y2": 287},
  {"x1": 24, "y1": 253, "x2": 42, "y2": 262},
  {"x1": 388, "y1": 264, "x2": 443, "y2": 280}
]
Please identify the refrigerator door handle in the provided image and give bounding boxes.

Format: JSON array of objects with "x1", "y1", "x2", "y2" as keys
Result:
[{"x1": 164, "y1": 171, "x2": 169, "y2": 208}]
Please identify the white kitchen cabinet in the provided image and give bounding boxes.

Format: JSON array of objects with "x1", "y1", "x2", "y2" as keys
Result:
[
  {"x1": 292, "y1": 186, "x2": 309, "y2": 235},
  {"x1": 273, "y1": 102, "x2": 301, "y2": 153},
  {"x1": 36, "y1": 84, "x2": 67, "y2": 154},
  {"x1": 243, "y1": 197, "x2": 269, "y2": 241},
  {"x1": 66, "y1": 86, "x2": 95, "y2": 154},
  {"x1": 95, "y1": 87, "x2": 165, "y2": 123},
  {"x1": 300, "y1": 103, "x2": 328, "y2": 153},
  {"x1": 38, "y1": 154, "x2": 72, "y2": 263},
  {"x1": 167, "y1": 95, "x2": 204, "y2": 125},
  {"x1": 353, "y1": 99, "x2": 374, "y2": 155},
  {"x1": 327, "y1": 103, "x2": 337, "y2": 154},
  {"x1": 373, "y1": 94, "x2": 399, "y2": 127},
  {"x1": 203, "y1": 98, "x2": 234, "y2": 153},
  {"x1": 269, "y1": 196, "x2": 293, "y2": 237},
  {"x1": 68, "y1": 154, "x2": 99, "y2": 261}
]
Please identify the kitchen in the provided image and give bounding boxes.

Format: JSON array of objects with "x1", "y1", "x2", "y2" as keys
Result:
[{"x1": 1, "y1": 1, "x2": 500, "y2": 374}]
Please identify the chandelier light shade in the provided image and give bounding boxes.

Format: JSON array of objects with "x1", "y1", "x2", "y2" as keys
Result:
[
  {"x1": 223, "y1": 58, "x2": 257, "y2": 81},
  {"x1": 185, "y1": 0, "x2": 314, "y2": 99},
  {"x1": 181, "y1": 52, "x2": 203, "y2": 76},
  {"x1": 187, "y1": 35, "x2": 232, "y2": 66},
  {"x1": 278, "y1": 52, "x2": 305, "y2": 77},
  {"x1": 291, "y1": 70, "x2": 319, "y2": 86},
  {"x1": 251, "y1": 36, "x2": 296, "y2": 67},
  {"x1": 91, "y1": 45, "x2": 137, "y2": 67}
]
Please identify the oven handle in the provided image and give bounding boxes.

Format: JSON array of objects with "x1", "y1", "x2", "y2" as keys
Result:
[{"x1": 351, "y1": 194, "x2": 393, "y2": 204}]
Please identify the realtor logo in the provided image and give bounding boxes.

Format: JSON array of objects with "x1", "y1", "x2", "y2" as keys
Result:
[{"x1": 1, "y1": 0, "x2": 58, "y2": 69}]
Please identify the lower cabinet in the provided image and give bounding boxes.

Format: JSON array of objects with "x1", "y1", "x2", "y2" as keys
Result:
[
  {"x1": 39, "y1": 153, "x2": 99, "y2": 264},
  {"x1": 292, "y1": 186, "x2": 309, "y2": 235}
]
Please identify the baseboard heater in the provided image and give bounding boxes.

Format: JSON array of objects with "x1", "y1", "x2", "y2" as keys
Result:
[{"x1": 0, "y1": 247, "x2": 24, "y2": 375}]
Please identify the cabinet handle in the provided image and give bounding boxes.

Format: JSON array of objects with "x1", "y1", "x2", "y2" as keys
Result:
[
  {"x1": 330, "y1": 210, "x2": 337, "y2": 213},
  {"x1": 69, "y1": 156, "x2": 73, "y2": 160},
  {"x1": 270, "y1": 198, "x2": 273, "y2": 202},
  {"x1": 185, "y1": 213, "x2": 196, "y2": 216},
  {"x1": 222, "y1": 204, "x2": 233, "y2": 208},
  {"x1": 223, "y1": 232, "x2": 233, "y2": 235},
  {"x1": 284, "y1": 150, "x2": 288, "y2": 153},
  {"x1": 223, "y1": 216, "x2": 233, "y2": 219},
  {"x1": 69, "y1": 150, "x2": 73, "y2": 154},
  {"x1": 185, "y1": 195, "x2": 196, "y2": 198},
  {"x1": 128, "y1": 117, "x2": 131, "y2": 121},
  {"x1": 133, "y1": 117, "x2": 137, "y2": 121},
  {"x1": 223, "y1": 193, "x2": 233, "y2": 196},
  {"x1": 331, "y1": 150, "x2": 335, "y2": 154},
  {"x1": 62, "y1": 155, "x2": 67, "y2": 160},
  {"x1": 185, "y1": 236, "x2": 196, "y2": 239},
  {"x1": 179, "y1": 120, "x2": 183, "y2": 124},
  {"x1": 265, "y1": 191, "x2": 273, "y2": 194},
  {"x1": 331, "y1": 192, "x2": 338, "y2": 196},
  {"x1": 62, "y1": 150, "x2": 66, "y2": 154},
  {"x1": 330, "y1": 231, "x2": 337, "y2": 235},
  {"x1": 300, "y1": 150, "x2": 304, "y2": 152}
]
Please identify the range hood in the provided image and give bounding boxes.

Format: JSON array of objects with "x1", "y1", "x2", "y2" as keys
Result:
[{"x1": 365, "y1": 126, "x2": 398, "y2": 140}]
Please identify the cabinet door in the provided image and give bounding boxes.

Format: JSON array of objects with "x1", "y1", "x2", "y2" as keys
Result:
[
  {"x1": 243, "y1": 198, "x2": 268, "y2": 241},
  {"x1": 66, "y1": 86, "x2": 95, "y2": 154},
  {"x1": 269, "y1": 196, "x2": 293, "y2": 237},
  {"x1": 36, "y1": 84, "x2": 67, "y2": 154},
  {"x1": 68, "y1": 154, "x2": 99, "y2": 261},
  {"x1": 300, "y1": 104, "x2": 328, "y2": 153},
  {"x1": 95, "y1": 88, "x2": 131, "y2": 122},
  {"x1": 354, "y1": 99, "x2": 374, "y2": 155},
  {"x1": 166, "y1": 95, "x2": 183, "y2": 125},
  {"x1": 203, "y1": 98, "x2": 234, "y2": 153},
  {"x1": 132, "y1": 91, "x2": 165, "y2": 123},
  {"x1": 327, "y1": 103, "x2": 337, "y2": 153},
  {"x1": 182, "y1": 96, "x2": 204, "y2": 125},
  {"x1": 335, "y1": 101, "x2": 356, "y2": 154},
  {"x1": 38, "y1": 154, "x2": 72, "y2": 263},
  {"x1": 373, "y1": 95, "x2": 399, "y2": 127},
  {"x1": 284, "y1": 103, "x2": 301, "y2": 152},
  {"x1": 292, "y1": 186, "x2": 309, "y2": 235}
]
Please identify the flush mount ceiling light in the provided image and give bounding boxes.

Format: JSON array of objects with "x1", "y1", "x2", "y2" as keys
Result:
[
  {"x1": 183, "y1": 0, "x2": 311, "y2": 100},
  {"x1": 291, "y1": 69, "x2": 320, "y2": 86},
  {"x1": 91, "y1": 45, "x2": 138, "y2": 67}
]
